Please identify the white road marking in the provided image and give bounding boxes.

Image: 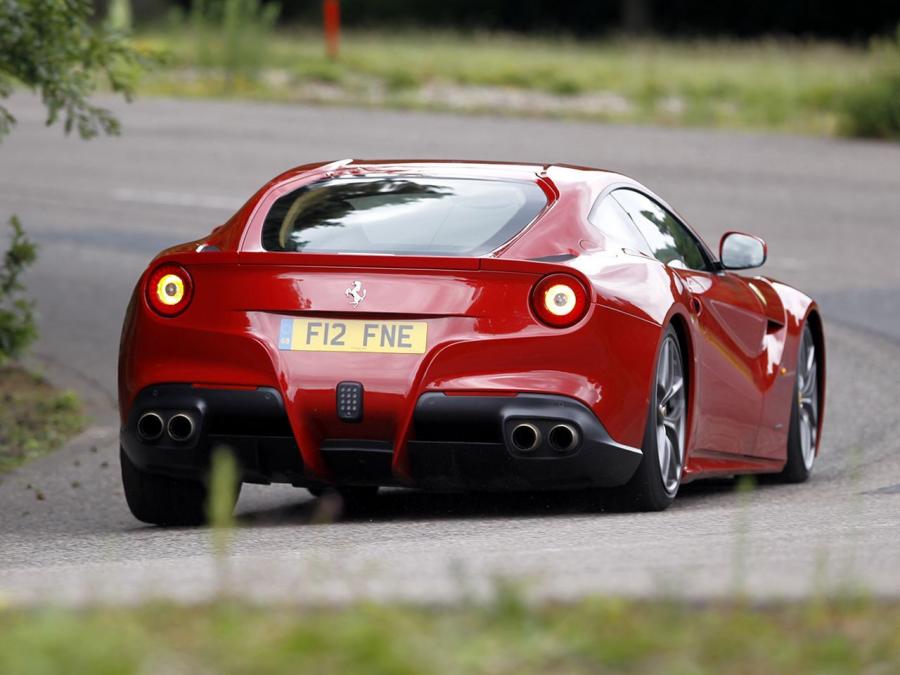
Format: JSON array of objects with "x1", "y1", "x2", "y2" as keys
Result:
[{"x1": 112, "y1": 187, "x2": 238, "y2": 211}]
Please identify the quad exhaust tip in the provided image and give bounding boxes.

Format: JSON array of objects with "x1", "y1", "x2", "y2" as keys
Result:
[
  {"x1": 167, "y1": 413, "x2": 196, "y2": 443},
  {"x1": 510, "y1": 423, "x2": 541, "y2": 453},
  {"x1": 136, "y1": 412, "x2": 164, "y2": 441},
  {"x1": 548, "y1": 424, "x2": 580, "y2": 453}
]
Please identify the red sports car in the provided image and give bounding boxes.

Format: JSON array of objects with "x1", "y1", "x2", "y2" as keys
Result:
[{"x1": 119, "y1": 160, "x2": 824, "y2": 524}]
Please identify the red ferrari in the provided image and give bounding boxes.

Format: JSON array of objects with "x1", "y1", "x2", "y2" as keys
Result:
[{"x1": 119, "y1": 160, "x2": 824, "y2": 524}]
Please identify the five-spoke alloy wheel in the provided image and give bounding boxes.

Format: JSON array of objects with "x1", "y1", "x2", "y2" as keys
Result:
[
  {"x1": 616, "y1": 325, "x2": 687, "y2": 511},
  {"x1": 655, "y1": 333, "x2": 687, "y2": 497},
  {"x1": 782, "y1": 323, "x2": 820, "y2": 482}
]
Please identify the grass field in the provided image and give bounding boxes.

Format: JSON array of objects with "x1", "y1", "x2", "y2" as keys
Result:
[
  {"x1": 1, "y1": 597, "x2": 898, "y2": 674},
  {"x1": 134, "y1": 27, "x2": 898, "y2": 136},
  {"x1": 0, "y1": 366, "x2": 83, "y2": 473}
]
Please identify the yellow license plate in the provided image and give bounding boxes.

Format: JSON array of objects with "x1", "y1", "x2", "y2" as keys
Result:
[{"x1": 278, "y1": 318, "x2": 427, "y2": 354}]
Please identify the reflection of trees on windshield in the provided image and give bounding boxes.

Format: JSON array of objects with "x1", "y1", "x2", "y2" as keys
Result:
[
  {"x1": 637, "y1": 207, "x2": 678, "y2": 264},
  {"x1": 637, "y1": 207, "x2": 705, "y2": 270},
  {"x1": 612, "y1": 188, "x2": 707, "y2": 271},
  {"x1": 262, "y1": 178, "x2": 452, "y2": 251}
]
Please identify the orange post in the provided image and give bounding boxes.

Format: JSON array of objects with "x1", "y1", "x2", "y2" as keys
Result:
[{"x1": 324, "y1": 0, "x2": 341, "y2": 60}]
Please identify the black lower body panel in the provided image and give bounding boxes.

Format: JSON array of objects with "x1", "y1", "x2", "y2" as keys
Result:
[
  {"x1": 121, "y1": 386, "x2": 642, "y2": 491},
  {"x1": 120, "y1": 385, "x2": 305, "y2": 485},
  {"x1": 408, "y1": 393, "x2": 643, "y2": 490}
]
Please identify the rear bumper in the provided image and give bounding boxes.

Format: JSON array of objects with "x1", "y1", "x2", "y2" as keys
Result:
[
  {"x1": 408, "y1": 393, "x2": 642, "y2": 489},
  {"x1": 120, "y1": 385, "x2": 643, "y2": 491},
  {"x1": 120, "y1": 385, "x2": 304, "y2": 484}
]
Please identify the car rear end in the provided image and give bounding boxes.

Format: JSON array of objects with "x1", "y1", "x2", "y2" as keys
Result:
[{"x1": 119, "y1": 164, "x2": 654, "y2": 494}]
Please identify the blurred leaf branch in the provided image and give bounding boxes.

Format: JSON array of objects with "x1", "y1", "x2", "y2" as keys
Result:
[
  {"x1": 208, "y1": 446, "x2": 240, "y2": 596},
  {"x1": 0, "y1": 0, "x2": 148, "y2": 141},
  {"x1": 208, "y1": 446, "x2": 239, "y2": 548},
  {"x1": 0, "y1": 0, "x2": 147, "y2": 362}
]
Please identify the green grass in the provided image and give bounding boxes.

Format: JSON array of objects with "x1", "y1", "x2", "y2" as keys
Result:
[
  {"x1": 0, "y1": 366, "x2": 84, "y2": 473},
  {"x1": 133, "y1": 27, "x2": 891, "y2": 136},
  {"x1": 839, "y1": 36, "x2": 900, "y2": 139},
  {"x1": 1, "y1": 597, "x2": 899, "y2": 674}
]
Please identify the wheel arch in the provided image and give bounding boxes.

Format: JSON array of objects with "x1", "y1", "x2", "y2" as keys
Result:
[
  {"x1": 667, "y1": 310, "x2": 697, "y2": 451},
  {"x1": 803, "y1": 307, "x2": 826, "y2": 452}
]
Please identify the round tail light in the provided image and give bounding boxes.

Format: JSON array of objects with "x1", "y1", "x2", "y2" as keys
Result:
[
  {"x1": 146, "y1": 263, "x2": 193, "y2": 317},
  {"x1": 531, "y1": 274, "x2": 589, "y2": 328}
]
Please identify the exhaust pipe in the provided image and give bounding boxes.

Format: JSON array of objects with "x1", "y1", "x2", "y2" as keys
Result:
[
  {"x1": 167, "y1": 413, "x2": 196, "y2": 443},
  {"x1": 136, "y1": 412, "x2": 164, "y2": 441},
  {"x1": 548, "y1": 424, "x2": 580, "y2": 453},
  {"x1": 510, "y1": 422, "x2": 541, "y2": 453}
]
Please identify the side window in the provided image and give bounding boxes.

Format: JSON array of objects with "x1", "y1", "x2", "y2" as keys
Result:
[
  {"x1": 588, "y1": 195, "x2": 652, "y2": 256},
  {"x1": 612, "y1": 189, "x2": 709, "y2": 271}
]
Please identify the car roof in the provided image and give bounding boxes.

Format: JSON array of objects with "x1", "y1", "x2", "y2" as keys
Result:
[{"x1": 271, "y1": 159, "x2": 636, "y2": 194}]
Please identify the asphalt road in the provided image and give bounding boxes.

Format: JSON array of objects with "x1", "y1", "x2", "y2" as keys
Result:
[{"x1": 1, "y1": 95, "x2": 899, "y2": 605}]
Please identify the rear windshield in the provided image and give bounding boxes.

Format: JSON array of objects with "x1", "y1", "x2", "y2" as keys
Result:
[{"x1": 260, "y1": 176, "x2": 547, "y2": 256}]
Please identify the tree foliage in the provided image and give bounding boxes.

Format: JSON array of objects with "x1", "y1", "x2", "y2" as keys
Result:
[
  {"x1": 178, "y1": 0, "x2": 900, "y2": 41},
  {"x1": 0, "y1": 0, "x2": 144, "y2": 141},
  {"x1": 0, "y1": 0, "x2": 144, "y2": 362},
  {"x1": 0, "y1": 216, "x2": 38, "y2": 364}
]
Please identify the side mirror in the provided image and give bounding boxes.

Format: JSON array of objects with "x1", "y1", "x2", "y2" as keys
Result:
[{"x1": 720, "y1": 232, "x2": 767, "y2": 270}]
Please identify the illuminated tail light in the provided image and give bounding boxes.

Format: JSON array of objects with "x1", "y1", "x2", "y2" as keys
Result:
[
  {"x1": 531, "y1": 274, "x2": 589, "y2": 327},
  {"x1": 146, "y1": 264, "x2": 193, "y2": 317}
]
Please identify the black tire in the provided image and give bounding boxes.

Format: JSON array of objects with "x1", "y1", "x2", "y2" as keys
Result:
[
  {"x1": 613, "y1": 326, "x2": 687, "y2": 512},
  {"x1": 780, "y1": 324, "x2": 819, "y2": 483},
  {"x1": 121, "y1": 446, "x2": 238, "y2": 526}
]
